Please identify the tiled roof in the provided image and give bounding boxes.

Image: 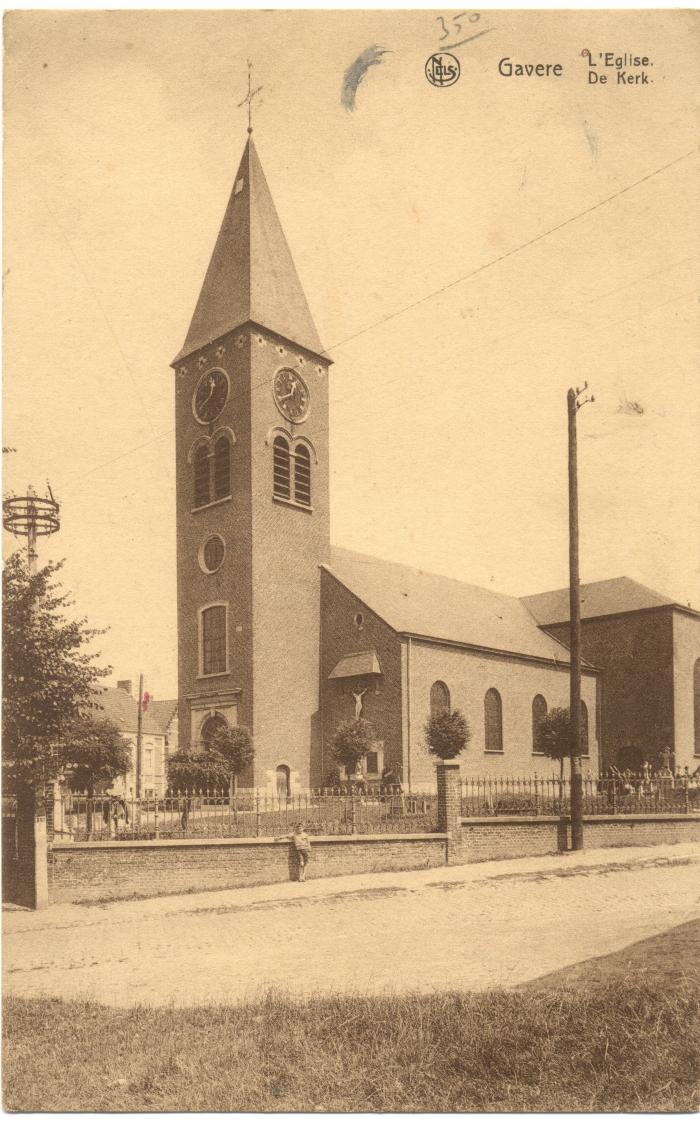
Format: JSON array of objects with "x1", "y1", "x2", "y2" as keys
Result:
[
  {"x1": 172, "y1": 136, "x2": 326, "y2": 364},
  {"x1": 94, "y1": 688, "x2": 177, "y2": 736},
  {"x1": 324, "y1": 547, "x2": 575, "y2": 665},
  {"x1": 521, "y1": 577, "x2": 685, "y2": 625}
]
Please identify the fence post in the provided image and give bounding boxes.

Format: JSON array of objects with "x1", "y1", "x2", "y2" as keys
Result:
[
  {"x1": 684, "y1": 777, "x2": 690, "y2": 814},
  {"x1": 533, "y1": 774, "x2": 540, "y2": 816},
  {"x1": 436, "y1": 758, "x2": 461, "y2": 864},
  {"x1": 610, "y1": 776, "x2": 617, "y2": 815},
  {"x1": 15, "y1": 785, "x2": 49, "y2": 910},
  {"x1": 255, "y1": 790, "x2": 261, "y2": 837},
  {"x1": 350, "y1": 791, "x2": 357, "y2": 834}
]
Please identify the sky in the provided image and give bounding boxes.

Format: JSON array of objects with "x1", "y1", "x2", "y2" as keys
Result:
[{"x1": 3, "y1": 8, "x2": 699, "y2": 699}]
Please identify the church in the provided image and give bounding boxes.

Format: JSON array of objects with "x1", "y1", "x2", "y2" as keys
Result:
[{"x1": 172, "y1": 131, "x2": 600, "y2": 793}]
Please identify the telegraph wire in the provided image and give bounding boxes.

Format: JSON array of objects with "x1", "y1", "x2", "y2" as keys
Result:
[{"x1": 61, "y1": 147, "x2": 698, "y2": 486}]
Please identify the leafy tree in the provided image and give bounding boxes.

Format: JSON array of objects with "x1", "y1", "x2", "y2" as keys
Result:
[
  {"x1": 424, "y1": 709, "x2": 470, "y2": 760},
  {"x1": 208, "y1": 724, "x2": 255, "y2": 785},
  {"x1": 60, "y1": 715, "x2": 132, "y2": 796},
  {"x1": 2, "y1": 553, "x2": 109, "y2": 791},
  {"x1": 536, "y1": 707, "x2": 587, "y2": 778},
  {"x1": 331, "y1": 718, "x2": 375, "y2": 777},
  {"x1": 166, "y1": 749, "x2": 230, "y2": 793}
]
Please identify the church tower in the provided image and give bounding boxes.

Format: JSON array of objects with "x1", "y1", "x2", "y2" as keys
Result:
[{"x1": 172, "y1": 134, "x2": 330, "y2": 793}]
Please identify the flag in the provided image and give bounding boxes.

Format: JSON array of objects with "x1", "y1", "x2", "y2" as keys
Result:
[{"x1": 142, "y1": 691, "x2": 151, "y2": 713}]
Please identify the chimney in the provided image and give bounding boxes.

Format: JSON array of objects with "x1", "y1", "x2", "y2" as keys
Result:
[{"x1": 117, "y1": 680, "x2": 133, "y2": 696}]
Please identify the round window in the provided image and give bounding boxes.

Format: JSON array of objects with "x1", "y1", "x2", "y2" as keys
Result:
[
  {"x1": 200, "y1": 535, "x2": 225, "y2": 574},
  {"x1": 354, "y1": 612, "x2": 365, "y2": 628}
]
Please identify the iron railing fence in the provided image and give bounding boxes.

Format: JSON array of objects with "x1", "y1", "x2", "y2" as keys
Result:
[
  {"x1": 460, "y1": 773, "x2": 700, "y2": 817},
  {"x1": 51, "y1": 785, "x2": 439, "y2": 842}
]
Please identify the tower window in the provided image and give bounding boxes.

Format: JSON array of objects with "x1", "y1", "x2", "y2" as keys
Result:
[
  {"x1": 532, "y1": 694, "x2": 547, "y2": 753},
  {"x1": 484, "y1": 688, "x2": 503, "y2": 752},
  {"x1": 430, "y1": 680, "x2": 451, "y2": 717},
  {"x1": 294, "y1": 444, "x2": 311, "y2": 507},
  {"x1": 194, "y1": 447, "x2": 210, "y2": 508},
  {"x1": 213, "y1": 436, "x2": 231, "y2": 500},
  {"x1": 201, "y1": 604, "x2": 228, "y2": 675},
  {"x1": 273, "y1": 436, "x2": 290, "y2": 499}
]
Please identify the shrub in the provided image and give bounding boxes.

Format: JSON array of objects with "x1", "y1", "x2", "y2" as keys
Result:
[
  {"x1": 424, "y1": 709, "x2": 470, "y2": 760},
  {"x1": 331, "y1": 719, "x2": 375, "y2": 776}
]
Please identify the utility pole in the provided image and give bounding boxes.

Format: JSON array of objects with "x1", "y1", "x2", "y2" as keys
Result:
[
  {"x1": 568, "y1": 383, "x2": 594, "y2": 851},
  {"x1": 135, "y1": 673, "x2": 144, "y2": 800},
  {"x1": 3, "y1": 483, "x2": 60, "y2": 574}
]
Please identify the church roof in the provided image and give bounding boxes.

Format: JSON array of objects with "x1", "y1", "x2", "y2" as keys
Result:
[
  {"x1": 324, "y1": 547, "x2": 576, "y2": 665},
  {"x1": 95, "y1": 687, "x2": 178, "y2": 737},
  {"x1": 521, "y1": 577, "x2": 693, "y2": 625},
  {"x1": 173, "y1": 135, "x2": 325, "y2": 364}
]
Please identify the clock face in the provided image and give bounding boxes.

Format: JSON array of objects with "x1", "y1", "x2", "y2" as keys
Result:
[
  {"x1": 273, "y1": 368, "x2": 310, "y2": 423},
  {"x1": 193, "y1": 369, "x2": 229, "y2": 424}
]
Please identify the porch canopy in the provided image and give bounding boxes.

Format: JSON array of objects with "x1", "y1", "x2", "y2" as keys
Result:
[{"x1": 328, "y1": 650, "x2": 382, "y2": 679}]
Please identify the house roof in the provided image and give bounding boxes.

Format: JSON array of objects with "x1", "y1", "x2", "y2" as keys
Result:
[
  {"x1": 172, "y1": 135, "x2": 326, "y2": 364},
  {"x1": 521, "y1": 577, "x2": 693, "y2": 625},
  {"x1": 324, "y1": 547, "x2": 576, "y2": 665},
  {"x1": 95, "y1": 688, "x2": 178, "y2": 737}
]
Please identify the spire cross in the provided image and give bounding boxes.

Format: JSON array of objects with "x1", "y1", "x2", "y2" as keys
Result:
[{"x1": 237, "y1": 61, "x2": 263, "y2": 135}]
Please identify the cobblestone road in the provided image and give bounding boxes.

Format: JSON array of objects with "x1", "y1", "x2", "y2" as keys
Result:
[{"x1": 4, "y1": 844, "x2": 699, "y2": 1008}]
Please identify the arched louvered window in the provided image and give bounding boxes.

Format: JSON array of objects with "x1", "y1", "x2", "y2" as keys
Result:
[
  {"x1": 273, "y1": 436, "x2": 290, "y2": 499},
  {"x1": 694, "y1": 659, "x2": 700, "y2": 756},
  {"x1": 213, "y1": 437, "x2": 231, "y2": 501},
  {"x1": 194, "y1": 447, "x2": 210, "y2": 508},
  {"x1": 532, "y1": 694, "x2": 547, "y2": 752},
  {"x1": 430, "y1": 681, "x2": 451, "y2": 717},
  {"x1": 294, "y1": 444, "x2": 311, "y2": 506},
  {"x1": 201, "y1": 604, "x2": 227, "y2": 676},
  {"x1": 484, "y1": 688, "x2": 503, "y2": 752},
  {"x1": 580, "y1": 700, "x2": 589, "y2": 755}
]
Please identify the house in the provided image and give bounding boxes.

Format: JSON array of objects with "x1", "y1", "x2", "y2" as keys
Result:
[
  {"x1": 523, "y1": 578, "x2": 700, "y2": 772},
  {"x1": 96, "y1": 682, "x2": 179, "y2": 796}
]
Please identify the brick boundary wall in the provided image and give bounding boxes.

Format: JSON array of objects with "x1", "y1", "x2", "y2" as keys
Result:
[{"x1": 48, "y1": 834, "x2": 448, "y2": 905}]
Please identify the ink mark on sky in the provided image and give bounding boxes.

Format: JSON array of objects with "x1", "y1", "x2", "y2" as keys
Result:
[
  {"x1": 584, "y1": 120, "x2": 599, "y2": 160},
  {"x1": 341, "y1": 45, "x2": 390, "y2": 111}
]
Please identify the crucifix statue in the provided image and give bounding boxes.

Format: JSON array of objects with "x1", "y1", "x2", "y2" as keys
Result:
[
  {"x1": 237, "y1": 60, "x2": 264, "y2": 135},
  {"x1": 351, "y1": 687, "x2": 369, "y2": 720}
]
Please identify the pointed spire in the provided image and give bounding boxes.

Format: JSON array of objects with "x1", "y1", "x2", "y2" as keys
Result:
[{"x1": 173, "y1": 136, "x2": 326, "y2": 365}]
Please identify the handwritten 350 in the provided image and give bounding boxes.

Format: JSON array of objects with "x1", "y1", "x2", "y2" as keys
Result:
[{"x1": 436, "y1": 11, "x2": 481, "y2": 43}]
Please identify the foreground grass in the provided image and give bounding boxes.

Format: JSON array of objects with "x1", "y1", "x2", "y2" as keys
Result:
[{"x1": 4, "y1": 971, "x2": 698, "y2": 1113}]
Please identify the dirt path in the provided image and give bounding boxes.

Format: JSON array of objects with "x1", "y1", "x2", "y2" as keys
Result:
[{"x1": 4, "y1": 843, "x2": 699, "y2": 1007}]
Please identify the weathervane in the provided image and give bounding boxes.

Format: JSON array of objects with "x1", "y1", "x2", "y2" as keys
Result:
[{"x1": 237, "y1": 60, "x2": 263, "y2": 135}]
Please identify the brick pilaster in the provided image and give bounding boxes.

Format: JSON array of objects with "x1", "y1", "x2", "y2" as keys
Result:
[{"x1": 436, "y1": 759, "x2": 462, "y2": 850}]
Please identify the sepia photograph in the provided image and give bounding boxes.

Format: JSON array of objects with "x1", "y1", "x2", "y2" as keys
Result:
[{"x1": 2, "y1": 6, "x2": 699, "y2": 1114}]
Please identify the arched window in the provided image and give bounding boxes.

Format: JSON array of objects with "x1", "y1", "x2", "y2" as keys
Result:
[
  {"x1": 694, "y1": 659, "x2": 700, "y2": 756},
  {"x1": 430, "y1": 681, "x2": 451, "y2": 717},
  {"x1": 580, "y1": 700, "x2": 589, "y2": 755},
  {"x1": 273, "y1": 436, "x2": 290, "y2": 499},
  {"x1": 484, "y1": 688, "x2": 503, "y2": 752},
  {"x1": 213, "y1": 437, "x2": 231, "y2": 501},
  {"x1": 532, "y1": 694, "x2": 547, "y2": 752},
  {"x1": 200, "y1": 604, "x2": 227, "y2": 675},
  {"x1": 201, "y1": 712, "x2": 228, "y2": 752},
  {"x1": 294, "y1": 443, "x2": 311, "y2": 506},
  {"x1": 276, "y1": 764, "x2": 291, "y2": 801},
  {"x1": 194, "y1": 447, "x2": 210, "y2": 508}
]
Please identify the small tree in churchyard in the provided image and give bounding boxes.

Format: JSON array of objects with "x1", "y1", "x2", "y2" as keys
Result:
[
  {"x1": 2, "y1": 552, "x2": 110, "y2": 793},
  {"x1": 60, "y1": 715, "x2": 132, "y2": 796},
  {"x1": 536, "y1": 706, "x2": 586, "y2": 779},
  {"x1": 424, "y1": 709, "x2": 471, "y2": 760},
  {"x1": 166, "y1": 749, "x2": 230, "y2": 794},
  {"x1": 208, "y1": 724, "x2": 255, "y2": 793},
  {"x1": 332, "y1": 718, "x2": 375, "y2": 781}
]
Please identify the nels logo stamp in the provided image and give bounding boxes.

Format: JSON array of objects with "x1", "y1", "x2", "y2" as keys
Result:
[{"x1": 425, "y1": 52, "x2": 460, "y2": 88}]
